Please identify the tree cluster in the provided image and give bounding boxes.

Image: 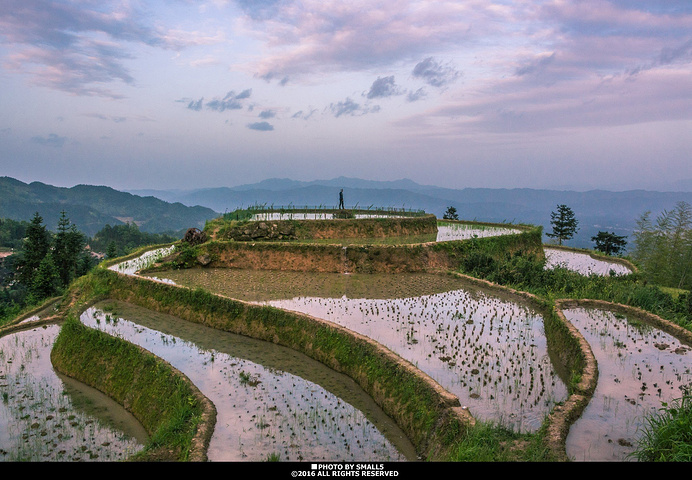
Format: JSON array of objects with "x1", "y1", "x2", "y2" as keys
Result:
[
  {"x1": 14, "y1": 211, "x2": 92, "y2": 301},
  {"x1": 632, "y1": 201, "x2": 692, "y2": 290},
  {"x1": 89, "y1": 222, "x2": 177, "y2": 259},
  {"x1": 0, "y1": 218, "x2": 28, "y2": 250},
  {"x1": 591, "y1": 231, "x2": 627, "y2": 256}
]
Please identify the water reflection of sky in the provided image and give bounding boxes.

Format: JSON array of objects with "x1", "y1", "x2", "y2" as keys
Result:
[
  {"x1": 544, "y1": 248, "x2": 632, "y2": 276},
  {"x1": 436, "y1": 224, "x2": 521, "y2": 241},
  {"x1": 564, "y1": 308, "x2": 692, "y2": 462},
  {"x1": 79, "y1": 307, "x2": 408, "y2": 462},
  {"x1": 262, "y1": 288, "x2": 569, "y2": 433},
  {"x1": 0, "y1": 325, "x2": 145, "y2": 461}
]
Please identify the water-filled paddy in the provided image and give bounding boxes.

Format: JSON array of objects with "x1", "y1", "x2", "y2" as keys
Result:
[
  {"x1": 80, "y1": 301, "x2": 415, "y2": 462},
  {"x1": 436, "y1": 223, "x2": 522, "y2": 241},
  {"x1": 153, "y1": 268, "x2": 569, "y2": 433},
  {"x1": 563, "y1": 308, "x2": 692, "y2": 461},
  {"x1": 0, "y1": 324, "x2": 147, "y2": 461},
  {"x1": 544, "y1": 248, "x2": 632, "y2": 276}
]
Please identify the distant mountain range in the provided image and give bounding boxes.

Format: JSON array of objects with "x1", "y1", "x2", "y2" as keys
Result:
[
  {"x1": 0, "y1": 176, "x2": 217, "y2": 237},
  {"x1": 130, "y1": 176, "x2": 692, "y2": 250},
  {"x1": 2, "y1": 175, "x2": 691, "y2": 251}
]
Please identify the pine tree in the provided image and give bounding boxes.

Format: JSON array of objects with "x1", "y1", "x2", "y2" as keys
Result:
[
  {"x1": 30, "y1": 254, "x2": 58, "y2": 300},
  {"x1": 16, "y1": 212, "x2": 51, "y2": 286},
  {"x1": 106, "y1": 241, "x2": 118, "y2": 259},
  {"x1": 546, "y1": 204, "x2": 579, "y2": 246},
  {"x1": 52, "y1": 211, "x2": 84, "y2": 288}
]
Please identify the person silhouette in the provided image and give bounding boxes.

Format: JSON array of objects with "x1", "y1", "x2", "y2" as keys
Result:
[{"x1": 338, "y1": 189, "x2": 344, "y2": 209}]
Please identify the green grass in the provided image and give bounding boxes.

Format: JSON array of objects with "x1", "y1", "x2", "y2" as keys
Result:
[
  {"x1": 459, "y1": 249, "x2": 692, "y2": 330},
  {"x1": 448, "y1": 422, "x2": 557, "y2": 462},
  {"x1": 631, "y1": 391, "x2": 692, "y2": 461},
  {"x1": 51, "y1": 316, "x2": 208, "y2": 461}
]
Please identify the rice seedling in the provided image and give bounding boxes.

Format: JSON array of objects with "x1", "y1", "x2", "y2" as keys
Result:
[
  {"x1": 79, "y1": 304, "x2": 411, "y2": 462},
  {"x1": 564, "y1": 308, "x2": 692, "y2": 461},
  {"x1": 262, "y1": 286, "x2": 569, "y2": 433},
  {"x1": 0, "y1": 326, "x2": 145, "y2": 461}
]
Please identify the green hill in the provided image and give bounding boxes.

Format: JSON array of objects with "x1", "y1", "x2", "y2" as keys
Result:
[{"x1": 0, "y1": 177, "x2": 219, "y2": 237}]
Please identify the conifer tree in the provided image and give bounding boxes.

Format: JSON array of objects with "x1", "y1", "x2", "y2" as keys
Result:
[
  {"x1": 546, "y1": 204, "x2": 579, "y2": 245},
  {"x1": 16, "y1": 212, "x2": 51, "y2": 286},
  {"x1": 443, "y1": 206, "x2": 459, "y2": 220},
  {"x1": 52, "y1": 210, "x2": 84, "y2": 288},
  {"x1": 29, "y1": 254, "x2": 58, "y2": 300}
]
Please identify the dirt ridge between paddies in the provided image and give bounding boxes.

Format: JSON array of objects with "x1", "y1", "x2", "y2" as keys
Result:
[
  {"x1": 167, "y1": 222, "x2": 543, "y2": 274},
  {"x1": 84, "y1": 254, "x2": 476, "y2": 461},
  {"x1": 0, "y1": 287, "x2": 218, "y2": 463},
  {"x1": 444, "y1": 271, "x2": 598, "y2": 462}
]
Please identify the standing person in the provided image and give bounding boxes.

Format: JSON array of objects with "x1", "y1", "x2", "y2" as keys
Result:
[{"x1": 338, "y1": 189, "x2": 345, "y2": 209}]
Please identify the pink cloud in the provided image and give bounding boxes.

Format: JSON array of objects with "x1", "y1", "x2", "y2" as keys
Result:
[{"x1": 241, "y1": 0, "x2": 514, "y2": 80}]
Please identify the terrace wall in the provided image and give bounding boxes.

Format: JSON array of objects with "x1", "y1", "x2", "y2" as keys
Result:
[
  {"x1": 210, "y1": 212, "x2": 439, "y2": 242},
  {"x1": 181, "y1": 223, "x2": 543, "y2": 274},
  {"x1": 69, "y1": 268, "x2": 475, "y2": 461}
]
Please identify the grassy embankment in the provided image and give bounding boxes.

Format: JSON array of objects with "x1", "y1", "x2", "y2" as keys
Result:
[
  {"x1": 454, "y1": 237, "x2": 692, "y2": 461},
  {"x1": 50, "y1": 314, "x2": 215, "y2": 461},
  {"x1": 94, "y1": 221, "x2": 571, "y2": 461},
  {"x1": 173, "y1": 215, "x2": 542, "y2": 275},
  {"x1": 91, "y1": 258, "x2": 485, "y2": 457},
  {"x1": 36, "y1": 217, "x2": 599, "y2": 462}
]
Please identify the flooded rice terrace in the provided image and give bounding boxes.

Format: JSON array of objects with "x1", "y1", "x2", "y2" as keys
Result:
[
  {"x1": 79, "y1": 302, "x2": 414, "y2": 462},
  {"x1": 544, "y1": 248, "x2": 632, "y2": 276},
  {"x1": 0, "y1": 221, "x2": 659, "y2": 462},
  {"x1": 0, "y1": 324, "x2": 147, "y2": 461},
  {"x1": 436, "y1": 223, "x2": 522, "y2": 241},
  {"x1": 157, "y1": 268, "x2": 570, "y2": 433},
  {"x1": 563, "y1": 308, "x2": 692, "y2": 461}
]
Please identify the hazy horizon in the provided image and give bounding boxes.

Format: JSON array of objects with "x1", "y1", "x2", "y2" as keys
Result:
[
  {"x1": 5, "y1": 173, "x2": 692, "y2": 195},
  {"x1": 2, "y1": 2, "x2": 691, "y2": 193}
]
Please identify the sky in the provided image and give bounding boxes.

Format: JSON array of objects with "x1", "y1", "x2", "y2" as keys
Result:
[{"x1": 1, "y1": 0, "x2": 691, "y2": 192}]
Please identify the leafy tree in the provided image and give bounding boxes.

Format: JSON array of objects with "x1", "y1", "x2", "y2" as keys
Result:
[
  {"x1": 546, "y1": 204, "x2": 579, "y2": 246},
  {"x1": 90, "y1": 222, "x2": 176, "y2": 257},
  {"x1": 16, "y1": 212, "x2": 51, "y2": 286},
  {"x1": 0, "y1": 217, "x2": 29, "y2": 250},
  {"x1": 443, "y1": 206, "x2": 459, "y2": 220},
  {"x1": 591, "y1": 231, "x2": 628, "y2": 256}
]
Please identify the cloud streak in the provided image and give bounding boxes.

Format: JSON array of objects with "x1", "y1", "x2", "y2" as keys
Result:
[
  {"x1": 412, "y1": 57, "x2": 461, "y2": 87},
  {"x1": 31, "y1": 133, "x2": 67, "y2": 147},
  {"x1": 247, "y1": 121, "x2": 274, "y2": 131},
  {"x1": 242, "y1": 0, "x2": 501, "y2": 81},
  {"x1": 184, "y1": 89, "x2": 253, "y2": 112},
  {"x1": 328, "y1": 97, "x2": 380, "y2": 118},
  {"x1": 0, "y1": 0, "x2": 223, "y2": 97},
  {"x1": 364, "y1": 76, "x2": 404, "y2": 99}
]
